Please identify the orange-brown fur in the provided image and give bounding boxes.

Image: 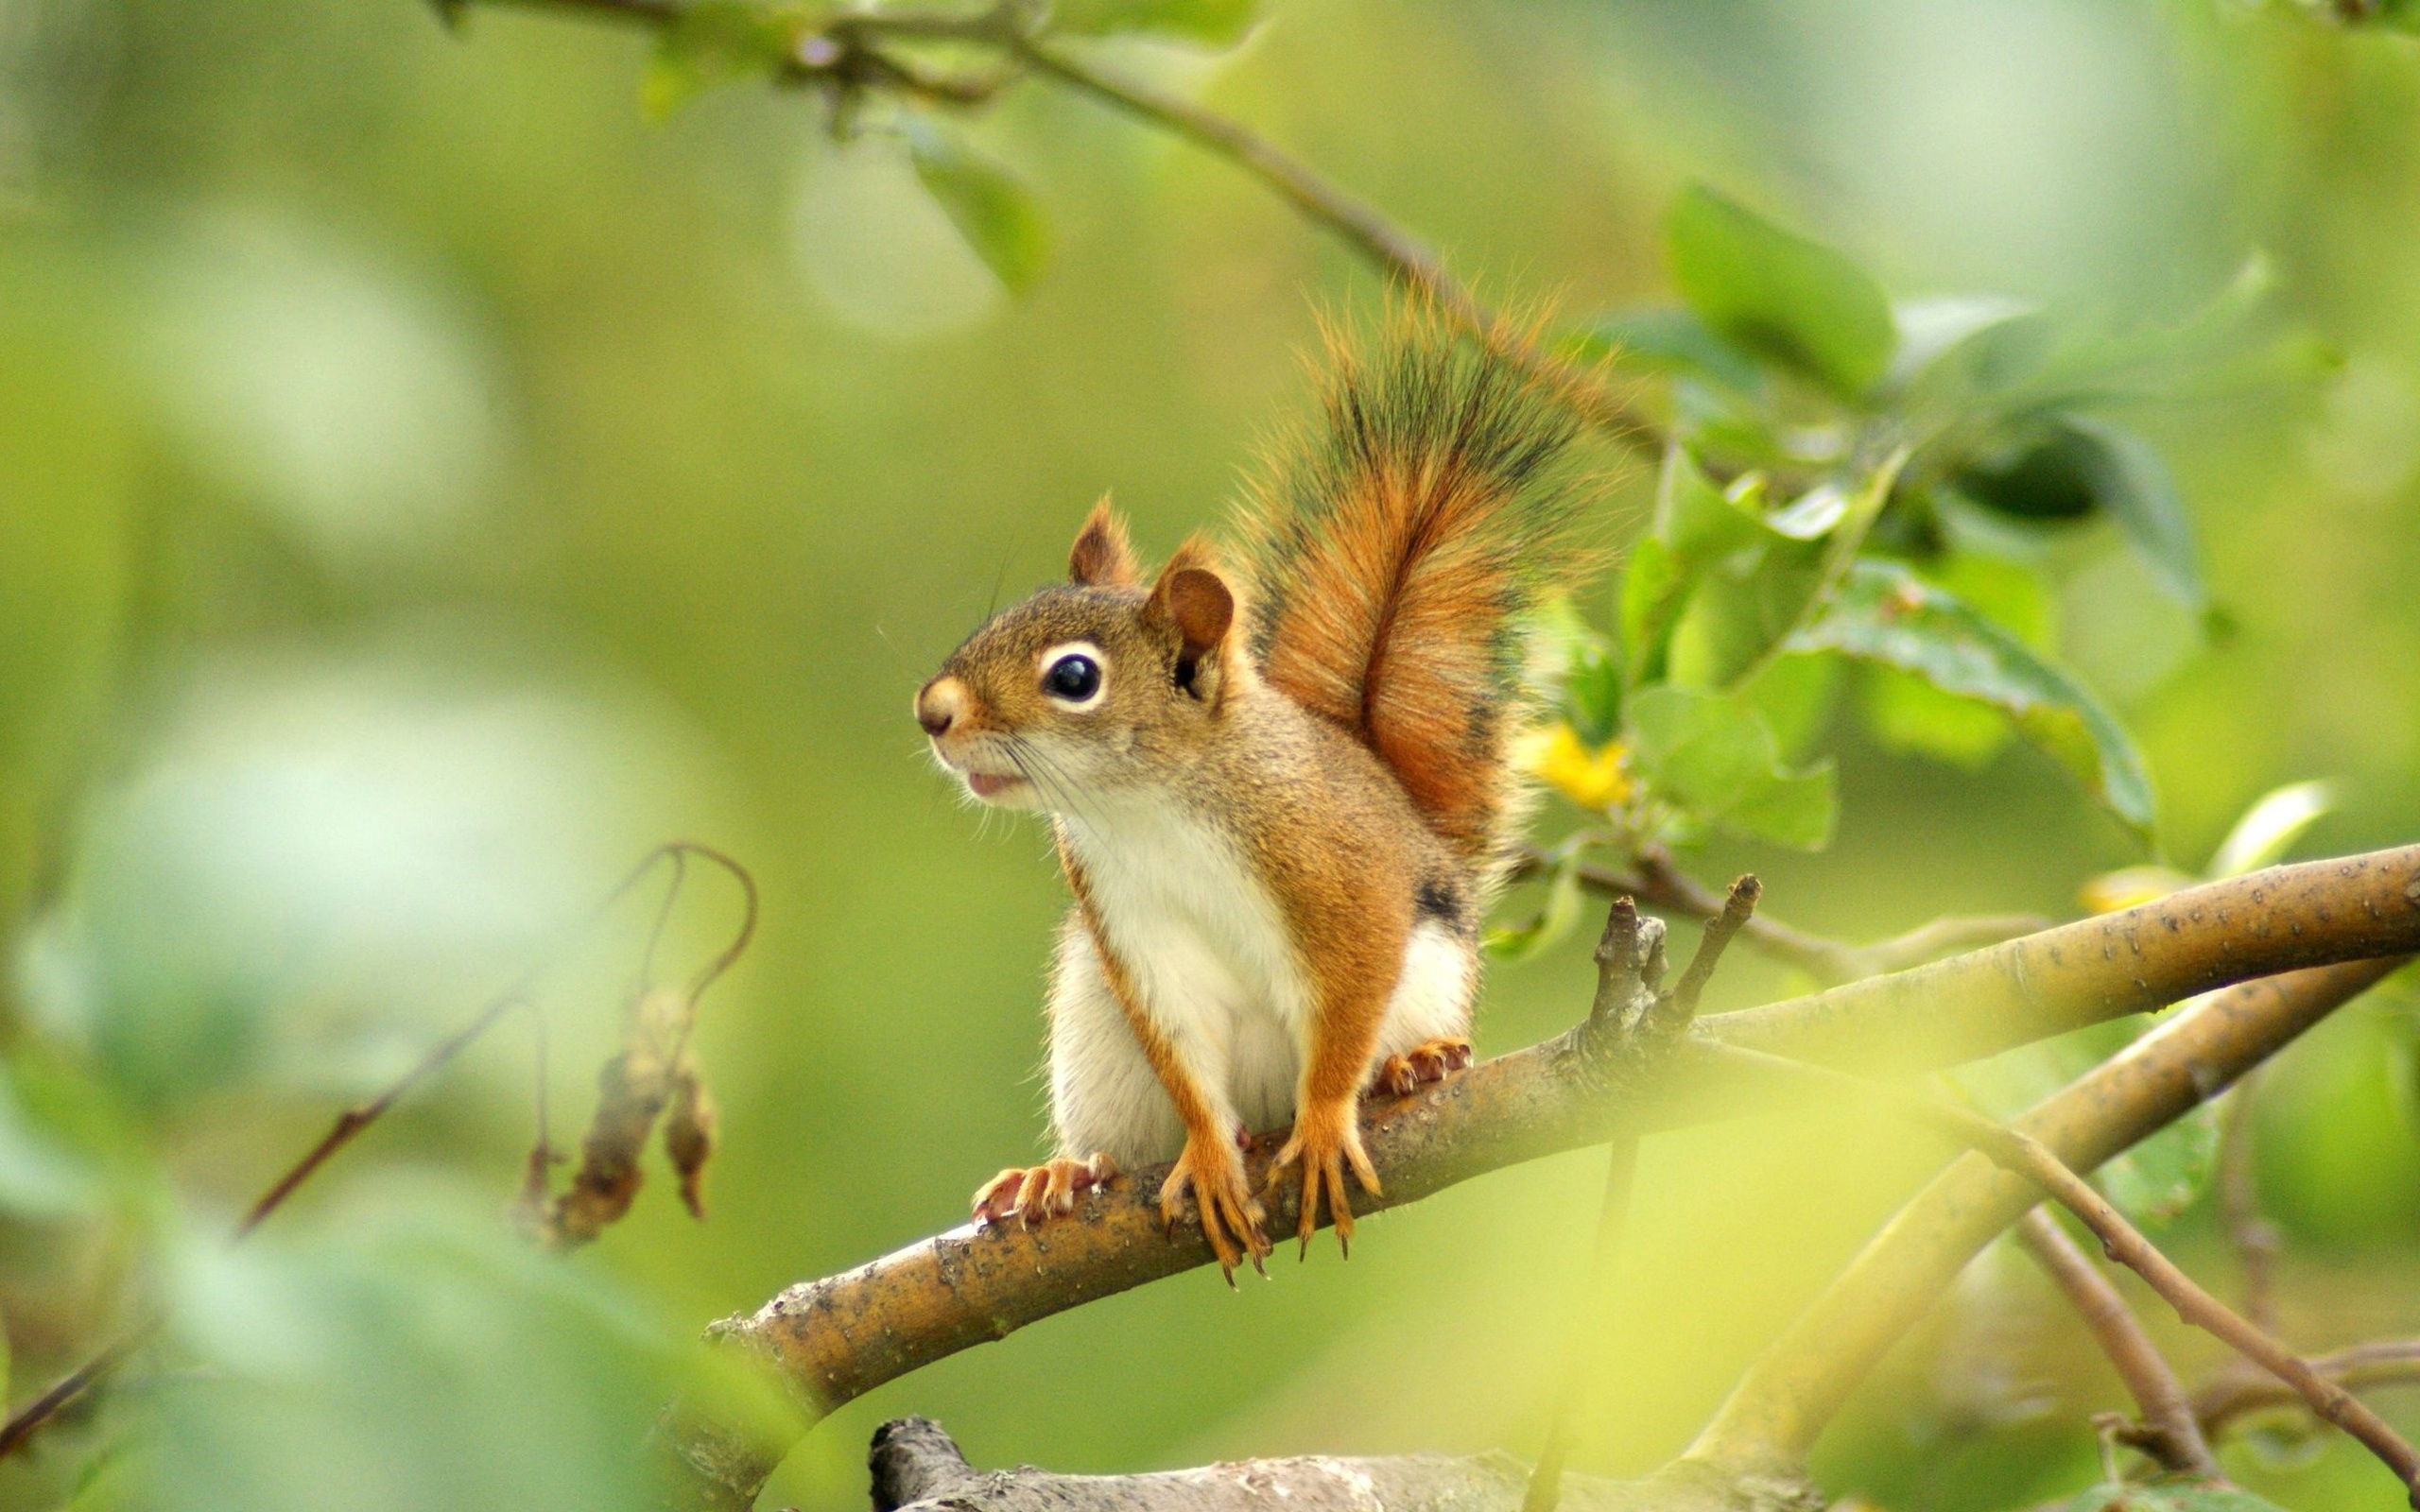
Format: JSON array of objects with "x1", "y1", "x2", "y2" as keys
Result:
[{"x1": 916, "y1": 321, "x2": 1586, "y2": 1263}]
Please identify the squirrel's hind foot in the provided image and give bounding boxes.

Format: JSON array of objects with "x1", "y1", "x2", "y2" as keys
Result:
[
  {"x1": 1267, "y1": 1100, "x2": 1382, "y2": 1260},
  {"x1": 1160, "y1": 1136, "x2": 1270, "y2": 1283},
  {"x1": 972, "y1": 1153, "x2": 1117, "y2": 1228},
  {"x1": 1372, "y1": 1037, "x2": 1474, "y2": 1099}
]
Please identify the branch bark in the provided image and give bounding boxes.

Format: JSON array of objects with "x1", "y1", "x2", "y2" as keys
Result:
[
  {"x1": 661, "y1": 848, "x2": 2420, "y2": 1509},
  {"x1": 2013, "y1": 1208, "x2": 2220, "y2": 1480},
  {"x1": 2197, "y1": 1340, "x2": 2420, "y2": 1437}
]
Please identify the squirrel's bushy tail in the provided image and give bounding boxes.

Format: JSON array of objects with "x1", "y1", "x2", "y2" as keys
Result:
[{"x1": 1237, "y1": 316, "x2": 1590, "y2": 861}]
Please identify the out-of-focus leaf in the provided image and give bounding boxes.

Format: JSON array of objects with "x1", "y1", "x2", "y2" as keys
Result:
[
  {"x1": 2079, "y1": 865, "x2": 2198, "y2": 914},
  {"x1": 903, "y1": 118, "x2": 1051, "y2": 294},
  {"x1": 2099, "y1": 1101, "x2": 2222, "y2": 1226},
  {"x1": 1858, "y1": 664, "x2": 2011, "y2": 767},
  {"x1": 2066, "y1": 416, "x2": 2204, "y2": 608},
  {"x1": 641, "y1": 2, "x2": 803, "y2": 120},
  {"x1": 1886, "y1": 293, "x2": 2044, "y2": 399},
  {"x1": 1484, "y1": 848, "x2": 1584, "y2": 961},
  {"x1": 0, "y1": 1067, "x2": 104, "y2": 1221},
  {"x1": 146, "y1": 1183, "x2": 802, "y2": 1512},
  {"x1": 1619, "y1": 534, "x2": 1685, "y2": 687},
  {"x1": 1667, "y1": 531, "x2": 1826, "y2": 691},
  {"x1": 1789, "y1": 560, "x2": 2155, "y2": 841},
  {"x1": 1049, "y1": 0, "x2": 1260, "y2": 43},
  {"x1": 1736, "y1": 651, "x2": 1838, "y2": 763},
  {"x1": 2062, "y1": 1481, "x2": 2290, "y2": 1511},
  {"x1": 2206, "y1": 779, "x2": 2336, "y2": 878},
  {"x1": 1563, "y1": 306, "x2": 1766, "y2": 394},
  {"x1": 1564, "y1": 644, "x2": 1623, "y2": 749},
  {"x1": 1626, "y1": 684, "x2": 1837, "y2": 850},
  {"x1": 1952, "y1": 421, "x2": 2101, "y2": 522},
  {"x1": 1665, "y1": 183, "x2": 1895, "y2": 401},
  {"x1": 1524, "y1": 598, "x2": 1622, "y2": 746}
]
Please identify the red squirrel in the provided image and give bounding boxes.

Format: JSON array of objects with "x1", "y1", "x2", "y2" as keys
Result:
[{"x1": 915, "y1": 320, "x2": 1591, "y2": 1275}]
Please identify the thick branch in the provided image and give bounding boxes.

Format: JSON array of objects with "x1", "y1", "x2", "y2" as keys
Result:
[
  {"x1": 2013, "y1": 1208, "x2": 2219, "y2": 1479},
  {"x1": 1684, "y1": 954, "x2": 2408, "y2": 1480},
  {"x1": 863, "y1": 1416, "x2": 1812, "y2": 1512},
  {"x1": 665, "y1": 850, "x2": 2420, "y2": 1509}
]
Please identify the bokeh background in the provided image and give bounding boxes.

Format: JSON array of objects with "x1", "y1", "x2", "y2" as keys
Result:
[{"x1": 3, "y1": 1, "x2": 2419, "y2": 1509}]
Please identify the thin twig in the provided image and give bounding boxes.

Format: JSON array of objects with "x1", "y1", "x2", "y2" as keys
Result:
[
  {"x1": 2013, "y1": 1208, "x2": 2220, "y2": 1479},
  {"x1": 1666, "y1": 875, "x2": 1760, "y2": 1019},
  {"x1": 458, "y1": 0, "x2": 1663, "y2": 451},
  {"x1": 1707, "y1": 1041, "x2": 2420, "y2": 1505},
  {"x1": 2217, "y1": 1068, "x2": 2282, "y2": 1335},
  {"x1": 2198, "y1": 1339, "x2": 2420, "y2": 1437},
  {"x1": 0, "y1": 840, "x2": 758, "y2": 1462},
  {"x1": 1529, "y1": 846, "x2": 2050, "y2": 987}
]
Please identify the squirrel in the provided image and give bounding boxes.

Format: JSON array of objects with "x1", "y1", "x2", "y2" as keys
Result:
[{"x1": 915, "y1": 318, "x2": 1590, "y2": 1276}]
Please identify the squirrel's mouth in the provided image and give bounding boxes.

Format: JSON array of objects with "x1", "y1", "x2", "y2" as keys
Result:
[{"x1": 964, "y1": 771, "x2": 1028, "y2": 799}]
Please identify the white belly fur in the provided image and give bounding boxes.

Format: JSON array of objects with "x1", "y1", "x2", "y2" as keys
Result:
[{"x1": 1046, "y1": 797, "x2": 1476, "y2": 1166}]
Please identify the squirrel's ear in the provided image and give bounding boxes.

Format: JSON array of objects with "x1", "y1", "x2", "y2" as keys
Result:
[
  {"x1": 1069, "y1": 497, "x2": 1141, "y2": 588},
  {"x1": 1147, "y1": 541, "x2": 1236, "y2": 695}
]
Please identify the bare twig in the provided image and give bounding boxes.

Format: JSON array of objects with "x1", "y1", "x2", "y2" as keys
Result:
[
  {"x1": 2217, "y1": 1068, "x2": 2283, "y2": 1334},
  {"x1": 666, "y1": 850, "x2": 2420, "y2": 1510},
  {"x1": 1709, "y1": 1042, "x2": 2420, "y2": 1503},
  {"x1": 2012, "y1": 1207, "x2": 2220, "y2": 1478},
  {"x1": 1683, "y1": 954, "x2": 2412, "y2": 1493},
  {"x1": 1521, "y1": 847, "x2": 2050, "y2": 987},
  {"x1": 0, "y1": 840, "x2": 758, "y2": 1462},
  {"x1": 457, "y1": 0, "x2": 1663, "y2": 451},
  {"x1": 2198, "y1": 1339, "x2": 2420, "y2": 1437}
]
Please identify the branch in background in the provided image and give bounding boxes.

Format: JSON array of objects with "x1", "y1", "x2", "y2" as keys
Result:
[
  {"x1": 1708, "y1": 1044, "x2": 2415, "y2": 1492},
  {"x1": 1519, "y1": 847, "x2": 2051, "y2": 987},
  {"x1": 663, "y1": 849, "x2": 2420, "y2": 1511},
  {"x1": 2218, "y1": 1066, "x2": 2283, "y2": 1334},
  {"x1": 2198, "y1": 1339, "x2": 2420, "y2": 1438},
  {"x1": 462, "y1": 0, "x2": 1664, "y2": 451},
  {"x1": 1684, "y1": 954, "x2": 2410, "y2": 1484},
  {"x1": 2012, "y1": 1208, "x2": 2220, "y2": 1480},
  {"x1": 0, "y1": 841, "x2": 758, "y2": 1464}
]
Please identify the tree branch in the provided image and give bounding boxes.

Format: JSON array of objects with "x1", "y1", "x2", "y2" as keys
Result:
[
  {"x1": 662, "y1": 848, "x2": 2420, "y2": 1510},
  {"x1": 2197, "y1": 1340, "x2": 2420, "y2": 1438},
  {"x1": 1523, "y1": 847, "x2": 2052, "y2": 988},
  {"x1": 456, "y1": 0, "x2": 1663, "y2": 450},
  {"x1": 2013, "y1": 1207, "x2": 2220, "y2": 1480},
  {"x1": 1683, "y1": 954, "x2": 2410, "y2": 1485}
]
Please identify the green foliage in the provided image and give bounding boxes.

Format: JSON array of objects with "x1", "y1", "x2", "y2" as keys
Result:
[
  {"x1": 1482, "y1": 847, "x2": 1584, "y2": 962},
  {"x1": 640, "y1": 3, "x2": 814, "y2": 120},
  {"x1": 1625, "y1": 684, "x2": 1838, "y2": 850},
  {"x1": 903, "y1": 117, "x2": 1053, "y2": 294},
  {"x1": 1047, "y1": 0, "x2": 1262, "y2": 43},
  {"x1": 2061, "y1": 1483, "x2": 2291, "y2": 1512},
  {"x1": 1789, "y1": 560, "x2": 2155, "y2": 840},
  {"x1": 1665, "y1": 184, "x2": 1895, "y2": 401},
  {"x1": 1952, "y1": 415, "x2": 2203, "y2": 606}
]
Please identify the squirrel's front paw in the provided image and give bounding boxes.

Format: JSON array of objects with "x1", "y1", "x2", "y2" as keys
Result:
[
  {"x1": 1372, "y1": 1036, "x2": 1474, "y2": 1098},
  {"x1": 1160, "y1": 1135, "x2": 1270, "y2": 1282},
  {"x1": 972, "y1": 1153, "x2": 1117, "y2": 1228},
  {"x1": 1267, "y1": 1099, "x2": 1382, "y2": 1258}
]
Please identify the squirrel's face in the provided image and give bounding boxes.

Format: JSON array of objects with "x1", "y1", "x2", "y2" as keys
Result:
[{"x1": 916, "y1": 503, "x2": 1239, "y2": 812}]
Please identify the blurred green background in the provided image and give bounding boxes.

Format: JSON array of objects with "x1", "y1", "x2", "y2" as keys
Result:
[{"x1": 3, "y1": 1, "x2": 2420, "y2": 1509}]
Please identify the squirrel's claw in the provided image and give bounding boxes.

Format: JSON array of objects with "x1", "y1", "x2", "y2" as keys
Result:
[
  {"x1": 1373, "y1": 1037, "x2": 1474, "y2": 1099},
  {"x1": 1268, "y1": 1102, "x2": 1382, "y2": 1259},
  {"x1": 1160, "y1": 1136, "x2": 1270, "y2": 1282},
  {"x1": 971, "y1": 1153, "x2": 1116, "y2": 1229}
]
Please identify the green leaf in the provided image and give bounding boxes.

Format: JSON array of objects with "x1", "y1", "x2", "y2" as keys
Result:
[
  {"x1": 1952, "y1": 421, "x2": 2102, "y2": 522},
  {"x1": 1665, "y1": 183, "x2": 1895, "y2": 401},
  {"x1": 2062, "y1": 1481, "x2": 2290, "y2": 1511},
  {"x1": 1522, "y1": 598, "x2": 1622, "y2": 747},
  {"x1": 2100, "y1": 1101, "x2": 2221, "y2": 1226},
  {"x1": 2207, "y1": 779, "x2": 2337, "y2": 878},
  {"x1": 1626, "y1": 684, "x2": 1837, "y2": 850},
  {"x1": 1048, "y1": 0, "x2": 1261, "y2": 43},
  {"x1": 1736, "y1": 651, "x2": 1839, "y2": 762},
  {"x1": 640, "y1": 2, "x2": 802, "y2": 120},
  {"x1": 1858, "y1": 664, "x2": 2012, "y2": 766},
  {"x1": 1563, "y1": 306, "x2": 1766, "y2": 394},
  {"x1": 1789, "y1": 559, "x2": 2155, "y2": 840},
  {"x1": 1885, "y1": 293, "x2": 2044, "y2": 399},
  {"x1": 2066, "y1": 416, "x2": 2204, "y2": 608},
  {"x1": 1619, "y1": 533, "x2": 1685, "y2": 687},
  {"x1": 1667, "y1": 531, "x2": 1826, "y2": 690},
  {"x1": 1484, "y1": 849, "x2": 1584, "y2": 961},
  {"x1": 903, "y1": 118, "x2": 1051, "y2": 294}
]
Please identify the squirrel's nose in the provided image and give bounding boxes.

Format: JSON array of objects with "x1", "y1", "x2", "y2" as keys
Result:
[{"x1": 916, "y1": 677, "x2": 969, "y2": 737}]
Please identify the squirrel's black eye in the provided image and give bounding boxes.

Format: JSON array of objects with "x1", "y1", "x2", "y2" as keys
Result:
[{"x1": 1044, "y1": 652, "x2": 1102, "y2": 703}]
